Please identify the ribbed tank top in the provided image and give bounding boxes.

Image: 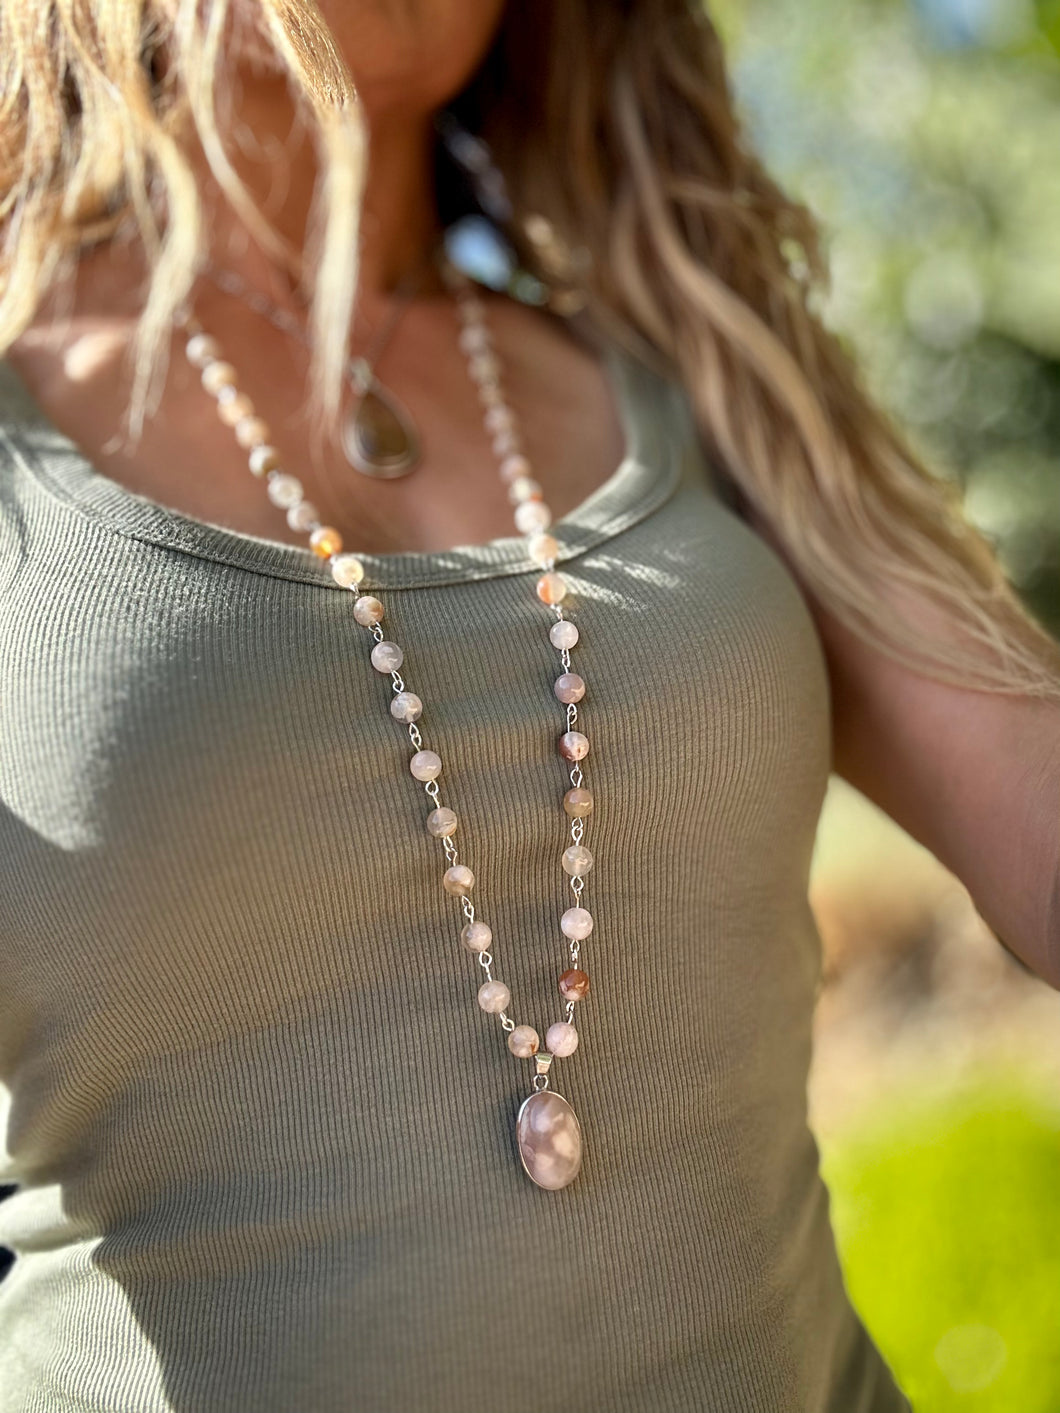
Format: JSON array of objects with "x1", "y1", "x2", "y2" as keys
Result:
[{"x1": 0, "y1": 344, "x2": 913, "y2": 1412}]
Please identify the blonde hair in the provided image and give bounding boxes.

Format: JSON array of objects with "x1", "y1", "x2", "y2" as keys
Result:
[{"x1": 3, "y1": 0, "x2": 1059, "y2": 700}]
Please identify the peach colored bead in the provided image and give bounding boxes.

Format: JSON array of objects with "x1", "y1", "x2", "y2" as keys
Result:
[
  {"x1": 550, "y1": 619, "x2": 579, "y2": 649},
  {"x1": 201, "y1": 360, "x2": 237, "y2": 395},
  {"x1": 217, "y1": 389, "x2": 254, "y2": 427},
  {"x1": 266, "y1": 473, "x2": 303, "y2": 508},
  {"x1": 485, "y1": 405, "x2": 515, "y2": 435},
  {"x1": 409, "y1": 749, "x2": 441, "y2": 780},
  {"x1": 248, "y1": 444, "x2": 280, "y2": 476},
  {"x1": 493, "y1": 429, "x2": 519, "y2": 457},
  {"x1": 563, "y1": 787, "x2": 594, "y2": 817},
  {"x1": 500, "y1": 454, "x2": 531, "y2": 484},
  {"x1": 370, "y1": 641, "x2": 403, "y2": 673},
  {"x1": 507, "y1": 477, "x2": 542, "y2": 504},
  {"x1": 559, "y1": 968, "x2": 590, "y2": 1002},
  {"x1": 287, "y1": 501, "x2": 319, "y2": 532},
  {"x1": 462, "y1": 921, "x2": 493, "y2": 952},
  {"x1": 427, "y1": 807, "x2": 458, "y2": 838},
  {"x1": 508, "y1": 1025, "x2": 540, "y2": 1058},
  {"x1": 185, "y1": 333, "x2": 221, "y2": 367},
  {"x1": 353, "y1": 595, "x2": 384, "y2": 625},
  {"x1": 529, "y1": 533, "x2": 559, "y2": 567},
  {"x1": 561, "y1": 906, "x2": 593, "y2": 940},
  {"x1": 310, "y1": 526, "x2": 343, "y2": 558},
  {"x1": 515, "y1": 500, "x2": 551, "y2": 534},
  {"x1": 536, "y1": 572, "x2": 567, "y2": 605},
  {"x1": 235, "y1": 415, "x2": 270, "y2": 449},
  {"x1": 478, "y1": 980, "x2": 510, "y2": 1013},
  {"x1": 561, "y1": 844, "x2": 593, "y2": 877},
  {"x1": 554, "y1": 672, "x2": 585, "y2": 704},
  {"x1": 443, "y1": 864, "x2": 474, "y2": 895},
  {"x1": 331, "y1": 554, "x2": 365, "y2": 588},
  {"x1": 390, "y1": 692, "x2": 422, "y2": 722},
  {"x1": 546, "y1": 1021, "x2": 579, "y2": 1057},
  {"x1": 558, "y1": 731, "x2": 589, "y2": 761}
]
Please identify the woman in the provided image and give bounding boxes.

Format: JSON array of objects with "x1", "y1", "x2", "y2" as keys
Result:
[{"x1": 0, "y1": 1, "x2": 1057, "y2": 1409}]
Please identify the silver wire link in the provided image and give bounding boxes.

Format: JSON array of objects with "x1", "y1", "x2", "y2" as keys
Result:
[{"x1": 407, "y1": 722, "x2": 423, "y2": 750}]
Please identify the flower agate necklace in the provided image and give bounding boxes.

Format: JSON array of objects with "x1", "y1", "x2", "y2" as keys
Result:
[{"x1": 175, "y1": 257, "x2": 593, "y2": 1190}]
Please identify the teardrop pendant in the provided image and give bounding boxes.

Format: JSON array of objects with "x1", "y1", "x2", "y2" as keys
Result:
[
  {"x1": 515, "y1": 1086, "x2": 583, "y2": 1190},
  {"x1": 342, "y1": 378, "x2": 421, "y2": 479}
]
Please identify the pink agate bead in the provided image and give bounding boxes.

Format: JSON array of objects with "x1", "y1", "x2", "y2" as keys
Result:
[
  {"x1": 554, "y1": 672, "x2": 585, "y2": 704},
  {"x1": 370, "y1": 641, "x2": 403, "y2": 673},
  {"x1": 508, "y1": 1025, "x2": 540, "y2": 1058},
  {"x1": 409, "y1": 750, "x2": 442, "y2": 780},
  {"x1": 443, "y1": 865, "x2": 474, "y2": 895},
  {"x1": 546, "y1": 1021, "x2": 579, "y2": 1057},
  {"x1": 426, "y1": 807, "x2": 458, "y2": 837},
  {"x1": 561, "y1": 907, "x2": 593, "y2": 940},
  {"x1": 353, "y1": 596, "x2": 384, "y2": 626},
  {"x1": 478, "y1": 980, "x2": 510, "y2": 1013},
  {"x1": 529, "y1": 533, "x2": 559, "y2": 567},
  {"x1": 558, "y1": 731, "x2": 589, "y2": 761},
  {"x1": 461, "y1": 921, "x2": 493, "y2": 952},
  {"x1": 549, "y1": 619, "x2": 579, "y2": 650},
  {"x1": 390, "y1": 692, "x2": 422, "y2": 723}
]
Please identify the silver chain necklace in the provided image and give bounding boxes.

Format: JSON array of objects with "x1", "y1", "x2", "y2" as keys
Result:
[
  {"x1": 201, "y1": 256, "x2": 432, "y2": 480},
  {"x1": 175, "y1": 255, "x2": 592, "y2": 1190}
]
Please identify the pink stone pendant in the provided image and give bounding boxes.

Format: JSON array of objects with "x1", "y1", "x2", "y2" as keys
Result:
[{"x1": 515, "y1": 1088, "x2": 583, "y2": 1190}]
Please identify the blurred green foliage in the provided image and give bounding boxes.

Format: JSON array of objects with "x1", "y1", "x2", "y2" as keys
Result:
[
  {"x1": 717, "y1": 0, "x2": 1060, "y2": 632},
  {"x1": 819, "y1": 1072, "x2": 1060, "y2": 1409}
]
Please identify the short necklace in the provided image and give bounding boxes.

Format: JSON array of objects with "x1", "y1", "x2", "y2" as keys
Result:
[
  {"x1": 175, "y1": 256, "x2": 592, "y2": 1191},
  {"x1": 202, "y1": 257, "x2": 431, "y2": 480}
]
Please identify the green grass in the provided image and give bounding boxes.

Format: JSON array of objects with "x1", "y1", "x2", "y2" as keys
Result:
[{"x1": 819, "y1": 1070, "x2": 1060, "y2": 1410}]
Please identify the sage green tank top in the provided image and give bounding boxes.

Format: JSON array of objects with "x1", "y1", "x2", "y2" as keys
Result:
[{"x1": 0, "y1": 345, "x2": 912, "y2": 1412}]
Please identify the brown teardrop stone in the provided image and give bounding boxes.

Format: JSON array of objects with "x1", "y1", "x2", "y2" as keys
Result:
[
  {"x1": 516, "y1": 1090, "x2": 583, "y2": 1190},
  {"x1": 343, "y1": 387, "x2": 419, "y2": 476}
]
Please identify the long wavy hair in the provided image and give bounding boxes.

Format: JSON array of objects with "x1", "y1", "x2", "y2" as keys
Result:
[{"x1": 2, "y1": 0, "x2": 1059, "y2": 699}]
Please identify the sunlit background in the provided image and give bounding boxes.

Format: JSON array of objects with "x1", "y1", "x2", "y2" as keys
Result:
[{"x1": 709, "y1": 0, "x2": 1060, "y2": 1406}]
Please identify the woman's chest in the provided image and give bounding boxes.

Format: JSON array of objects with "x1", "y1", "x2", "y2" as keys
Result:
[{"x1": 0, "y1": 471, "x2": 832, "y2": 1072}]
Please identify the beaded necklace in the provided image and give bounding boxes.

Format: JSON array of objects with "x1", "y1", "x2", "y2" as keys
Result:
[{"x1": 175, "y1": 256, "x2": 592, "y2": 1190}]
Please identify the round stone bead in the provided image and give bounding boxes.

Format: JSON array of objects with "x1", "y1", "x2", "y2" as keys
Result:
[
  {"x1": 470, "y1": 351, "x2": 500, "y2": 383},
  {"x1": 536, "y1": 572, "x2": 567, "y2": 605},
  {"x1": 546, "y1": 1021, "x2": 579, "y2": 1057},
  {"x1": 248, "y1": 444, "x2": 280, "y2": 476},
  {"x1": 559, "y1": 968, "x2": 590, "y2": 1002},
  {"x1": 217, "y1": 388, "x2": 254, "y2": 427},
  {"x1": 185, "y1": 333, "x2": 221, "y2": 367},
  {"x1": 528, "y1": 533, "x2": 559, "y2": 568},
  {"x1": 550, "y1": 619, "x2": 579, "y2": 650},
  {"x1": 508, "y1": 1025, "x2": 540, "y2": 1058},
  {"x1": 353, "y1": 595, "x2": 384, "y2": 626},
  {"x1": 266, "y1": 473, "x2": 303, "y2": 509},
  {"x1": 508, "y1": 477, "x2": 542, "y2": 505},
  {"x1": 500, "y1": 454, "x2": 531, "y2": 484},
  {"x1": 390, "y1": 691, "x2": 422, "y2": 723},
  {"x1": 493, "y1": 429, "x2": 518, "y2": 457},
  {"x1": 458, "y1": 323, "x2": 489, "y2": 354},
  {"x1": 331, "y1": 554, "x2": 366, "y2": 588},
  {"x1": 235, "y1": 414, "x2": 270, "y2": 449},
  {"x1": 558, "y1": 731, "x2": 589, "y2": 761},
  {"x1": 562, "y1": 844, "x2": 593, "y2": 877},
  {"x1": 461, "y1": 921, "x2": 492, "y2": 952},
  {"x1": 201, "y1": 360, "x2": 237, "y2": 395},
  {"x1": 563, "y1": 787, "x2": 594, "y2": 817},
  {"x1": 485, "y1": 405, "x2": 515, "y2": 435},
  {"x1": 310, "y1": 526, "x2": 343, "y2": 558},
  {"x1": 443, "y1": 864, "x2": 475, "y2": 895},
  {"x1": 561, "y1": 906, "x2": 593, "y2": 940},
  {"x1": 515, "y1": 500, "x2": 552, "y2": 535},
  {"x1": 287, "y1": 501, "x2": 319, "y2": 532},
  {"x1": 409, "y1": 749, "x2": 442, "y2": 781},
  {"x1": 554, "y1": 672, "x2": 585, "y2": 704},
  {"x1": 427, "y1": 807, "x2": 458, "y2": 838},
  {"x1": 370, "y1": 641, "x2": 403, "y2": 673},
  {"x1": 478, "y1": 980, "x2": 510, "y2": 1013}
]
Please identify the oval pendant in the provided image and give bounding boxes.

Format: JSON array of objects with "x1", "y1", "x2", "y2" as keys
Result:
[
  {"x1": 515, "y1": 1089, "x2": 583, "y2": 1190},
  {"x1": 342, "y1": 382, "x2": 421, "y2": 479}
]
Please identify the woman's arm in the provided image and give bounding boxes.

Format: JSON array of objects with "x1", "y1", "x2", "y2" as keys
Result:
[{"x1": 750, "y1": 506, "x2": 1060, "y2": 991}]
